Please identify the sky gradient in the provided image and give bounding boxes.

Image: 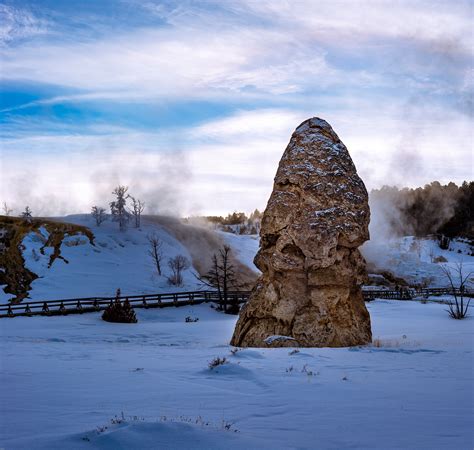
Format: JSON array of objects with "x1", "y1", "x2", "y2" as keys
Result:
[{"x1": 1, "y1": 0, "x2": 473, "y2": 216}]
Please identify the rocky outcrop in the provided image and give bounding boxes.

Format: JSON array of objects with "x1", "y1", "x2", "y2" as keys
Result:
[{"x1": 231, "y1": 118, "x2": 372, "y2": 348}]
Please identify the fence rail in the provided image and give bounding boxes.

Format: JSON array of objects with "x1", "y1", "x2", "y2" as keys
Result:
[
  {"x1": 0, "y1": 290, "x2": 251, "y2": 318},
  {"x1": 362, "y1": 287, "x2": 473, "y2": 301},
  {"x1": 1, "y1": 286, "x2": 471, "y2": 318}
]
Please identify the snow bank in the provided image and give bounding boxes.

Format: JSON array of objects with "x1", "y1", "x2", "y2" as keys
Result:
[
  {"x1": 1, "y1": 301, "x2": 472, "y2": 449},
  {"x1": 11, "y1": 420, "x2": 268, "y2": 450}
]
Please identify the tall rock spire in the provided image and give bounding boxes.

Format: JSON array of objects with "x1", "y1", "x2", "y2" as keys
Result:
[{"x1": 231, "y1": 118, "x2": 372, "y2": 347}]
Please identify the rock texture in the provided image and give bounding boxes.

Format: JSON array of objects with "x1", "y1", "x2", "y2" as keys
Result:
[{"x1": 231, "y1": 118, "x2": 372, "y2": 348}]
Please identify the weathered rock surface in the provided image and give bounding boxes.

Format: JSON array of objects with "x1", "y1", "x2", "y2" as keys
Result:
[{"x1": 231, "y1": 117, "x2": 372, "y2": 348}]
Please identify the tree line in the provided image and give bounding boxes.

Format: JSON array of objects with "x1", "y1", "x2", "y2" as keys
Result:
[
  {"x1": 197, "y1": 209, "x2": 263, "y2": 235},
  {"x1": 371, "y1": 181, "x2": 474, "y2": 239}
]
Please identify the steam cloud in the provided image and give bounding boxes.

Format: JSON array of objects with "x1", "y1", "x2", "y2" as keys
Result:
[{"x1": 0, "y1": 148, "x2": 194, "y2": 218}]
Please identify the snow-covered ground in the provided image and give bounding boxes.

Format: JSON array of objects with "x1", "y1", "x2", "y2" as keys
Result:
[{"x1": 0, "y1": 300, "x2": 472, "y2": 449}]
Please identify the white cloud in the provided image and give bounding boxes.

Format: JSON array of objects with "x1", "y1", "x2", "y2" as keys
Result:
[
  {"x1": 4, "y1": 1, "x2": 469, "y2": 101},
  {"x1": 231, "y1": 0, "x2": 473, "y2": 53}
]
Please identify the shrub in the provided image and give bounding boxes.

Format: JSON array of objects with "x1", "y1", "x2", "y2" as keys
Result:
[
  {"x1": 433, "y1": 255, "x2": 448, "y2": 263},
  {"x1": 225, "y1": 302, "x2": 240, "y2": 315},
  {"x1": 208, "y1": 357, "x2": 227, "y2": 370},
  {"x1": 102, "y1": 298, "x2": 137, "y2": 323},
  {"x1": 167, "y1": 255, "x2": 190, "y2": 286},
  {"x1": 441, "y1": 263, "x2": 472, "y2": 319}
]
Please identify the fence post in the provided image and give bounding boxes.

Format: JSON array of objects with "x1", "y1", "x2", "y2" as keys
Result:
[
  {"x1": 25, "y1": 303, "x2": 32, "y2": 316},
  {"x1": 42, "y1": 302, "x2": 50, "y2": 314},
  {"x1": 7, "y1": 305, "x2": 13, "y2": 317}
]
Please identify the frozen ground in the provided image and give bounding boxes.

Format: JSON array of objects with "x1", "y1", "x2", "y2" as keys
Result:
[{"x1": 0, "y1": 300, "x2": 472, "y2": 449}]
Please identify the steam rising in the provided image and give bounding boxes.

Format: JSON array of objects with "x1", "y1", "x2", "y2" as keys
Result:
[
  {"x1": 0, "y1": 149, "x2": 194, "y2": 217},
  {"x1": 368, "y1": 184, "x2": 459, "y2": 243}
]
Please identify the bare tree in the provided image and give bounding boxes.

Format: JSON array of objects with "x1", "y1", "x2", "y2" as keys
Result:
[
  {"x1": 110, "y1": 185, "x2": 130, "y2": 231},
  {"x1": 200, "y1": 254, "x2": 222, "y2": 298},
  {"x1": 441, "y1": 262, "x2": 472, "y2": 319},
  {"x1": 198, "y1": 245, "x2": 241, "y2": 313},
  {"x1": 167, "y1": 255, "x2": 190, "y2": 286},
  {"x1": 128, "y1": 196, "x2": 145, "y2": 228},
  {"x1": 147, "y1": 232, "x2": 163, "y2": 276},
  {"x1": 21, "y1": 206, "x2": 33, "y2": 223},
  {"x1": 91, "y1": 206, "x2": 107, "y2": 226},
  {"x1": 2, "y1": 202, "x2": 13, "y2": 216}
]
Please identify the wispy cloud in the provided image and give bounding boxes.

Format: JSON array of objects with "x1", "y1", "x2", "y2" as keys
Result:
[{"x1": 0, "y1": 3, "x2": 49, "y2": 45}]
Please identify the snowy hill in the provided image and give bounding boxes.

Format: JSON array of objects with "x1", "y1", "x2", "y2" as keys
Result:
[
  {"x1": 0, "y1": 215, "x2": 259, "y2": 303},
  {"x1": 362, "y1": 236, "x2": 474, "y2": 287}
]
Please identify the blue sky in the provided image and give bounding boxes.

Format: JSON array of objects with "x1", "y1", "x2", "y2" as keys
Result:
[{"x1": 0, "y1": 0, "x2": 472, "y2": 215}]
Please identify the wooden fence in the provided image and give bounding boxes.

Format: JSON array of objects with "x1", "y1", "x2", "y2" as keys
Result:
[
  {"x1": 362, "y1": 287, "x2": 473, "y2": 302},
  {"x1": 1, "y1": 287, "x2": 471, "y2": 318},
  {"x1": 0, "y1": 290, "x2": 251, "y2": 318}
]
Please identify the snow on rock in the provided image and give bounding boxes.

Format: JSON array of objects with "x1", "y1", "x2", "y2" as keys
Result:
[
  {"x1": 21, "y1": 227, "x2": 53, "y2": 277},
  {"x1": 0, "y1": 285, "x2": 12, "y2": 303},
  {"x1": 264, "y1": 335, "x2": 296, "y2": 345}
]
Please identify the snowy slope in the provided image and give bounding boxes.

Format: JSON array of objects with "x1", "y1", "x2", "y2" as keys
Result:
[
  {"x1": 0, "y1": 215, "x2": 261, "y2": 303},
  {"x1": 21, "y1": 215, "x2": 203, "y2": 301},
  {"x1": 0, "y1": 301, "x2": 472, "y2": 449},
  {"x1": 218, "y1": 231, "x2": 260, "y2": 272},
  {"x1": 362, "y1": 236, "x2": 474, "y2": 286}
]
